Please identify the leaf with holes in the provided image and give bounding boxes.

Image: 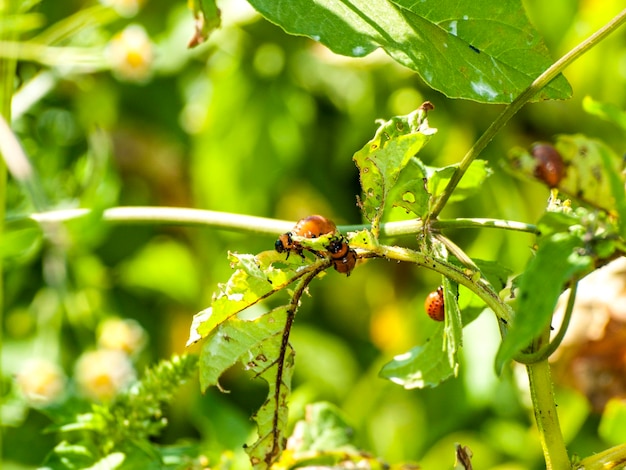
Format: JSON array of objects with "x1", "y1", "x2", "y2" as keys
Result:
[
  {"x1": 187, "y1": 251, "x2": 312, "y2": 344},
  {"x1": 353, "y1": 106, "x2": 436, "y2": 237},
  {"x1": 387, "y1": 157, "x2": 430, "y2": 219},
  {"x1": 246, "y1": 0, "x2": 571, "y2": 103}
]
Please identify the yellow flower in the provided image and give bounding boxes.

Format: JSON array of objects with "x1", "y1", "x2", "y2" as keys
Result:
[
  {"x1": 16, "y1": 359, "x2": 66, "y2": 407},
  {"x1": 108, "y1": 24, "x2": 154, "y2": 82},
  {"x1": 74, "y1": 349, "x2": 136, "y2": 402},
  {"x1": 100, "y1": 0, "x2": 146, "y2": 17},
  {"x1": 98, "y1": 317, "x2": 147, "y2": 355}
]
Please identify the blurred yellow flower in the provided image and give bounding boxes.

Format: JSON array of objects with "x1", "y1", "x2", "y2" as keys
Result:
[
  {"x1": 74, "y1": 349, "x2": 136, "y2": 402},
  {"x1": 98, "y1": 317, "x2": 147, "y2": 355},
  {"x1": 16, "y1": 359, "x2": 66, "y2": 407},
  {"x1": 108, "y1": 24, "x2": 154, "y2": 82},
  {"x1": 100, "y1": 0, "x2": 146, "y2": 17}
]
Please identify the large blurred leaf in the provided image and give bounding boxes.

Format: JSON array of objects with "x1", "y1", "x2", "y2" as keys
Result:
[
  {"x1": 583, "y1": 96, "x2": 626, "y2": 132},
  {"x1": 246, "y1": 0, "x2": 571, "y2": 103},
  {"x1": 1, "y1": 219, "x2": 42, "y2": 264},
  {"x1": 118, "y1": 239, "x2": 200, "y2": 305},
  {"x1": 495, "y1": 232, "x2": 592, "y2": 371},
  {"x1": 599, "y1": 398, "x2": 626, "y2": 446},
  {"x1": 353, "y1": 106, "x2": 436, "y2": 237}
]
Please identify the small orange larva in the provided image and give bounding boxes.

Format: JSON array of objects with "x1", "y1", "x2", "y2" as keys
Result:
[{"x1": 424, "y1": 286, "x2": 445, "y2": 321}]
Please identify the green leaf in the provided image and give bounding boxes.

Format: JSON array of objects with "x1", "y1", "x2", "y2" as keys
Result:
[
  {"x1": 427, "y1": 159, "x2": 492, "y2": 203},
  {"x1": 353, "y1": 106, "x2": 436, "y2": 237},
  {"x1": 245, "y1": 340, "x2": 294, "y2": 469},
  {"x1": 188, "y1": 251, "x2": 310, "y2": 343},
  {"x1": 495, "y1": 232, "x2": 593, "y2": 371},
  {"x1": 442, "y1": 277, "x2": 462, "y2": 370},
  {"x1": 187, "y1": 0, "x2": 221, "y2": 47},
  {"x1": 118, "y1": 239, "x2": 200, "y2": 305},
  {"x1": 199, "y1": 306, "x2": 288, "y2": 391},
  {"x1": 583, "y1": 96, "x2": 626, "y2": 132},
  {"x1": 386, "y1": 157, "x2": 430, "y2": 219},
  {"x1": 288, "y1": 402, "x2": 353, "y2": 453},
  {"x1": 379, "y1": 323, "x2": 455, "y2": 389},
  {"x1": 246, "y1": 0, "x2": 571, "y2": 103},
  {"x1": 380, "y1": 278, "x2": 461, "y2": 388}
]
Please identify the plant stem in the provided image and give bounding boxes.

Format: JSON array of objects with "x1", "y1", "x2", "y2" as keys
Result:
[
  {"x1": 526, "y1": 327, "x2": 570, "y2": 470},
  {"x1": 370, "y1": 243, "x2": 513, "y2": 325},
  {"x1": 518, "y1": 279, "x2": 578, "y2": 364},
  {"x1": 429, "y1": 7, "x2": 626, "y2": 219},
  {"x1": 578, "y1": 443, "x2": 626, "y2": 469},
  {"x1": 19, "y1": 207, "x2": 539, "y2": 237}
]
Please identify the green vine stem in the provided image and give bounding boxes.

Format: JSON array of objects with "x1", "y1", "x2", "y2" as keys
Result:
[
  {"x1": 17, "y1": 207, "x2": 539, "y2": 237},
  {"x1": 578, "y1": 443, "x2": 626, "y2": 469},
  {"x1": 429, "y1": 6, "x2": 626, "y2": 219},
  {"x1": 526, "y1": 326, "x2": 570, "y2": 470}
]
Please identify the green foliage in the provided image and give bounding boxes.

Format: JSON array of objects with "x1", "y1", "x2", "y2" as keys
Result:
[
  {"x1": 245, "y1": 0, "x2": 572, "y2": 103},
  {"x1": 43, "y1": 355, "x2": 199, "y2": 469},
  {"x1": 4, "y1": 1, "x2": 626, "y2": 470}
]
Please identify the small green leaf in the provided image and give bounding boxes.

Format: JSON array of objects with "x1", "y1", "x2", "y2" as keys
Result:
[
  {"x1": 583, "y1": 96, "x2": 626, "y2": 132},
  {"x1": 380, "y1": 278, "x2": 461, "y2": 388},
  {"x1": 427, "y1": 160, "x2": 492, "y2": 203},
  {"x1": 442, "y1": 277, "x2": 462, "y2": 370},
  {"x1": 353, "y1": 106, "x2": 436, "y2": 236},
  {"x1": 379, "y1": 323, "x2": 455, "y2": 389},
  {"x1": 246, "y1": 0, "x2": 571, "y2": 103},
  {"x1": 288, "y1": 402, "x2": 353, "y2": 453},
  {"x1": 495, "y1": 232, "x2": 593, "y2": 371},
  {"x1": 347, "y1": 229, "x2": 378, "y2": 250},
  {"x1": 187, "y1": 0, "x2": 221, "y2": 47},
  {"x1": 199, "y1": 307, "x2": 288, "y2": 391}
]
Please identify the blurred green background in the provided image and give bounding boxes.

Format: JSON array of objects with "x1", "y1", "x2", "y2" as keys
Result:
[{"x1": 3, "y1": 0, "x2": 626, "y2": 468}]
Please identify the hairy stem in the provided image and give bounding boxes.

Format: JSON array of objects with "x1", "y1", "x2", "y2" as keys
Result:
[
  {"x1": 429, "y1": 7, "x2": 626, "y2": 219},
  {"x1": 526, "y1": 327, "x2": 570, "y2": 470}
]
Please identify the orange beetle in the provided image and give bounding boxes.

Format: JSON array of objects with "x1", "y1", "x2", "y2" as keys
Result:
[
  {"x1": 275, "y1": 215, "x2": 357, "y2": 275},
  {"x1": 293, "y1": 215, "x2": 337, "y2": 238},
  {"x1": 327, "y1": 236, "x2": 357, "y2": 276},
  {"x1": 424, "y1": 286, "x2": 445, "y2": 321},
  {"x1": 275, "y1": 215, "x2": 338, "y2": 258}
]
